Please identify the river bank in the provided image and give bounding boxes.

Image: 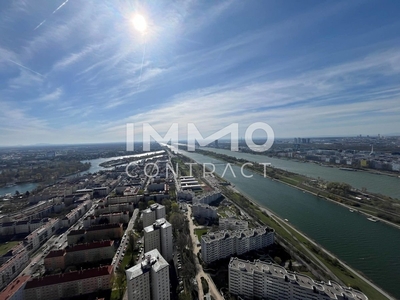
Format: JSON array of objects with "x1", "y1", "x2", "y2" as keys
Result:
[
  {"x1": 218, "y1": 180, "x2": 395, "y2": 300},
  {"x1": 201, "y1": 147, "x2": 400, "y2": 199},
  {"x1": 197, "y1": 148, "x2": 400, "y2": 229},
  {"x1": 242, "y1": 191, "x2": 395, "y2": 300},
  {"x1": 228, "y1": 147, "x2": 400, "y2": 179},
  {"x1": 263, "y1": 173, "x2": 400, "y2": 231}
]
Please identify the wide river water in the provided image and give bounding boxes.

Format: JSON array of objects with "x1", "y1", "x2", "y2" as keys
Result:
[
  {"x1": 180, "y1": 149, "x2": 400, "y2": 299},
  {"x1": 201, "y1": 147, "x2": 400, "y2": 200}
]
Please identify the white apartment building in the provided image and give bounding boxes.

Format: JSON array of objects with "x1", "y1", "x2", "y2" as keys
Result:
[
  {"x1": 201, "y1": 227, "x2": 274, "y2": 264},
  {"x1": 0, "y1": 247, "x2": 29, "y2": 291},
  {"x1": 144, "y1": 218, "x2": 173, "y2": 261},
  {"x1": 83, "y1": 211, "x2": 130, "y2": 228},
  {"x1": 106, "y1": 195, "x2": 142, "y2": 205},
  {"x1": 228, "y1": 257, "x2": 368, "y2": 300},
  {"x1": 177, "y1": 190, "x2": 194, "y2": 201},
  {"x1": 126, "y1": 249, "x2": 170, "y2": 300},
  {"x1": 61, "y1": 200, "x2": 92, "y2": 228},
  {"x1": 192, "y1": 191, "x2": 221, "y2": 205},
  {"x1": 94, "y1": 202, "x2": 134, "y2": 215},
  {"x1": 24, "y1": 265, "x2": 113, "y2": 300},
  {"x1": 219, "y1": 218, "x2": 249, "y2": 231},
  {"x1": 192, "y1": 203, "x2": 218, "y2": 220},
  {"x1": 24, "y1": 218, "x2": 61, "y2": 253},
  {"x1": 142, "y1": 203, "x2": 166, "y2": 227}
]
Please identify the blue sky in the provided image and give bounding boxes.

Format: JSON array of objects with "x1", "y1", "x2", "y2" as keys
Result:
[{"x1": 0, "y1": 0, "x2": 400, "y2": 146}]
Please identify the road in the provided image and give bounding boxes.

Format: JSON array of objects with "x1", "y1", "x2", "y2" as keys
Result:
[
  {"x1": 112, "y1": 208, "x2": 139, "y2": 269},
  {"x1": 187, "y1": 205, "x2": 224, "y2": 300},
  {"x1": 20, "y1": 202, "x2": 96, "y2": 277}
]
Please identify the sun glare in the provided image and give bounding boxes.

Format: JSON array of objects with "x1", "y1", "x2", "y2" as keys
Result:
[{"x1": 132, "y1": 14, "x2": 147, "y2": 33}]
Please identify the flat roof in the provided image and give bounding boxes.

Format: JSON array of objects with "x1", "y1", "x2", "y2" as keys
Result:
[
  {"x1": 68, "y1": 229, "x2": 86, "y2": 236},
  {"x1": 45, "y1": 249, "x2": 65, "y2": 259},
  {"x1": 202, "y1": 226, "x2": 273, "y2": 243},
  {"x1": 0, "y1": 275, "x2": 30, "y2": 300},
  {"x1": 229, "y1": 258, "x2": 368, "y2": 300},
  {"x1": 67, "y1": 240, "x2": 113, "y2": 252},
  {"x1": 144, "y1": 218, "x2": 171, "y2": 233},
  {"x1": 126, "y1": 249, "x2": 168, "y2": 281},
  {"x1": 86, "y1": 223, "x2": 121, "y2": 231},
  {"x1": 25, "y1": 266, "x2": 113, "y2": 289}
]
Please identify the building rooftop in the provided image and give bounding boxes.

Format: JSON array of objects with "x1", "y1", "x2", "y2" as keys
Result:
[
  {"x1": 229, "y1": 258, "x2": 368, "y2": 300},
  {"x1": 68, "y1": 229, "x2": 86, "y2": 236},
  {"x1": 25, "y1": 265, "x2": 113, "y2": 289},
  {"x1": 220, "y1": 218, "x2": 248, "y2": 226},
  {"x1": 44, "y1": 249, "x2": 65, "y2": 259},
  {"x1": 202, "y1": 226, "x2": 273, "y2": 243},
  {"x1": 143, "y1": 203, "x2": 164, "y2": 214},
  {"x1": 86, "y1": 223, "x2": 121, "y2": 231},
  {"x1": 144, "y1": 218, "x2": 171, "y2": 233},
  {"x1": 0, "y1": 275, "x2": 30, "y2": 300},
  {"x1": 66, "y1": 240, "x2": 113, "y2": 253},
  {"x1": 126, "y1": 249, "x2": 168, "y2": 281}
]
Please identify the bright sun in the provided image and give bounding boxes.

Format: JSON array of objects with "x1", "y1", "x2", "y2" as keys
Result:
[{"x1": 132, "y1": 14, "x2": 147, "y2": 33}]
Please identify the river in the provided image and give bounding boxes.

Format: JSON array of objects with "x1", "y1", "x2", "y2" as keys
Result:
[
  {"x1": 200, "y1": 147, "x2": 400, "y2": 200},
  {"x1": 0, "y1": 182, "x2": 39, "y2": 197},
  {"x1": 180, "y1": 149, "x2": 400, "y2": 299}
]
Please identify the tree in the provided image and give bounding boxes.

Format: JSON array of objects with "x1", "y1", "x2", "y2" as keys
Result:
[
  {"x1": 112, "y1": 267, "x2": 126, "y2": 300},
  {"x1": 171, "y1": 202, "x2": 179, "y2": 213},
  {"x1": 177, "y1": 233, "x2": 190, "y2": 252},
  {"x1": 133, "y1": 218, "x2": 143, "y2": 232},
  {"x1": 15, "y1": 190, "x2": 20, "y2": 196},
  {"x1": 274, "y1": 256, "x2": 282, "y2": 265},
  {"x1": 288, "y1": 260, "x2": 293, "y2": 271},
  {"x1": 25, "y1": 191, "x2": 30, "y2": 197},
  {"x1": 138, "y1": 201, "x2": 146, "y2": 211},
  {"x1": 148, "y1": 200, "x2": 156, "y2": 206},
  {"x1": 169, "y1": 213, "x2": 184, "y2": 233},
  {"x1": 162, "y1": 199, "x2": 172, "y2": 215}
]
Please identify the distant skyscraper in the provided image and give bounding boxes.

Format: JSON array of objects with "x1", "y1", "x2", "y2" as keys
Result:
[{"x1": 126, "y1": 249, "x2": 170, "y2": 300}]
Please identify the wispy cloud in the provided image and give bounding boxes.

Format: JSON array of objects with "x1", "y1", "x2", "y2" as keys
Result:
[
  {"x1": 101, "y1": 48, "x2": 400, "y2": 140},
  {"x1": 0, "y1": 0, "x2": 399, "y2": 145}
]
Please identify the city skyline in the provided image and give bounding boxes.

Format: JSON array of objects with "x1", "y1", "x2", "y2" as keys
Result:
[{"x1": 1, "y1": 0, "x2": 400, "y2": 146}]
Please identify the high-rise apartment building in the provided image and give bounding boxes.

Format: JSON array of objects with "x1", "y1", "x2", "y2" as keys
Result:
[
  {"x1": 142, "y1": 204, "x2": 166, "y2": 227},
  {"x1": 126, "y1": 249, "x2": 170, "y2": 300},
  {"x1": 144, "y1": 218, "x2": 173, "y2": 261}
]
